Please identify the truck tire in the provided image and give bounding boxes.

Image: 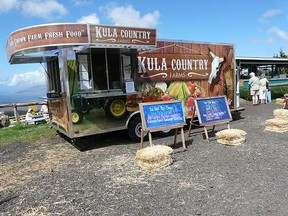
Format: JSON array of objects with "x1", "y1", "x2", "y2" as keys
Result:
[
  {"x1": 71, "y1": 109, "x2": 83, "y2": 124},
  {"x1": 104, "y1": 98, "x2": 128, "y2": 119},
  {"x1": 128, "y1": 116, "x2": 148, "y2": 142}
]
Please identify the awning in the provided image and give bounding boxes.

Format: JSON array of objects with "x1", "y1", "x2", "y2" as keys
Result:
[
  {"x1": 6, "y1": 23, "x2": 156, "y2": 64},
  {"x1": 10, "y1": 54, "x2": 58, "y2": 64}
]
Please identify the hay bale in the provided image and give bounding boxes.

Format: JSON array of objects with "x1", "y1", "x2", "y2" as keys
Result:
[
  {"x1": 274, "y1": 109, "x2": 288, "y2": 120},
  {"x1": 265, "y1": 118, "x2": 288, "y2": 133},
  {"x1": 136, "y1": 145, "x2": 173, "y2": 170},
  {"x1": 215, "y1": 129, "x2": 246, "y2": 145},
  {"x1": 137, "y1": 157, "x2": 173, "y2": 170},
  {"x1": 136, "y1": 145, "x2": 173, "y2": 162},
  {"x1": 276, "y1": 98, "x2": 285, "y2": 105}
]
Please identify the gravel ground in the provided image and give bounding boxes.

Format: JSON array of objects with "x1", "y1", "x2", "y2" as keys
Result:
[{"x1": 1, "y1": 101, "x2": 288, "y2": 216}]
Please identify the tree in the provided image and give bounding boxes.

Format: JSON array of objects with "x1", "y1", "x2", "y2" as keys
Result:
[
  {"x1": 274, "y1": 48, "x2": 288, "y2": 58},
  {"x1": 274, "y1": 48, "x2": 288, "y2": 76}
]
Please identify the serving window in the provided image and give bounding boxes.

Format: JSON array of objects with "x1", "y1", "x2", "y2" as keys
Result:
[
  {"x1": 90, "y1": 48, "x2": 121, "y2": 90},
  {"x1": 47, "y1": 57, "x2": 61, "y2": 96}
]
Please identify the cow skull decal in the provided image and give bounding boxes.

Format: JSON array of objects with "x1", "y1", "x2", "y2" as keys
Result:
[{"x1": 208, "y1": 49, "x2": 224, "y2": 84}]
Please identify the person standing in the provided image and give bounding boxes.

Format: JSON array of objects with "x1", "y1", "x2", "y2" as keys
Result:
[
  {"x1": 249, "y1": 72, "x2": 260, "y2": 105},
  {"x1": 40, "y1": 104, "x2": 50, "y2": 123},
  {"x1": 259, "y1": 73, "x2": 269, "y2": 104}
]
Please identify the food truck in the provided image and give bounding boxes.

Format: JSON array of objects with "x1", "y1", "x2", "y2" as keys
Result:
[{"x1": 6, "y1": 23, "x2": 240, "y2": 142}]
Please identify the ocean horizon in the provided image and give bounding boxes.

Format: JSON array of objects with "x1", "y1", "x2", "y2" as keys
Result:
[{"x1": 0, "y1": 94, "x2": 46, "y2": 104}]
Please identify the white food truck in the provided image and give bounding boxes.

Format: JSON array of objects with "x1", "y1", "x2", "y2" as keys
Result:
[{"x1": 6, "y1": 23, "x2": 241, "y2": 142}]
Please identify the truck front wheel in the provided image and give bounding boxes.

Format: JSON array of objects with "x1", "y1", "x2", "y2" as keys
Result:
[
  {"x1": 71, "y1": 109, "x2": 83, "y2": 124},
  {"x1": 128, "y1": 116, "x2": 148, "y2": 142},
  {"x1": 104, "y1": 98, "x2": 128, "y2": 119}
]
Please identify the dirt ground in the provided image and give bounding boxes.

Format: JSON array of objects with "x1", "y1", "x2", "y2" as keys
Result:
[{"x1": 1, "y1": 101, "x2": 288, "y2": 216}]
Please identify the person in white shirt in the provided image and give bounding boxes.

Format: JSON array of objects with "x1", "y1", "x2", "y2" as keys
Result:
[
  {"x1": 248, "y1": 72, "x2": 260, "y2": 105},
  {"x1": 259, "y1": 73, "x2": 269, "y2": 104}
]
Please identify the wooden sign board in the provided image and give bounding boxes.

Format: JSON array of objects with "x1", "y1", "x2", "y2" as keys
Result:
[
  {"x1": 139, "y1": 100, "x2": 186, "y2": 151},
  {"x1": 195, "y1": 96, "x2": 232, "y2": 126},
  {"x1": 194, "y1": 96, "x2": 232, "y2": 141},
  {"x1": 139, "y1": 100, "x2": 185, "y2": 132}
]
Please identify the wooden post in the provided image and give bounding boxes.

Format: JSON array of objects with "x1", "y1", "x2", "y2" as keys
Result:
[
  {"x1": 173, "y1": 128, "x2": 178, "y2": 144},
  {"x1": 140, "y1": 129, "x2": 144, "y2": 149},
  {"x1": 180, "y1": 128, "x2": 186, "y2": 150},
  {"x1": 187, "y1": 106, "x2": 196, "y2": 137},
  {"x1": 204, "y1": 126, "x2": 209, "y2": 142},
  {"x1": 171, "y1": 127, "x2": 187, "y2": 153},
  {"x1": 148, "y1": 131, "x2": 153, "y2": 146},
  {"x1": 12, "y1": 104, "x2": 20, "y2": 124}
]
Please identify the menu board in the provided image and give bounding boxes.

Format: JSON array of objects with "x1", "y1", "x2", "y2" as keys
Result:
[
  {"x1": 139, "y1": 101, "x2": 186, "y2": 131},
  {"x1": 195, "y1": 96, "x2": 232, "y2": 125}
]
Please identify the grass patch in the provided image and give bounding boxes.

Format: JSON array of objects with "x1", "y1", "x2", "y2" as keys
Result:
[{"x1": 0, "y1": 124, "x2": 55, "y2": 145}]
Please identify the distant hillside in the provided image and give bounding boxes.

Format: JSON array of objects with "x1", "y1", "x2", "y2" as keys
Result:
[{"x1": 0, "y1": 85, "x2": 46, "y2": 104}]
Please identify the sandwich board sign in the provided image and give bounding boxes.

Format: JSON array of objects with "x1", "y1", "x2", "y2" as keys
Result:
[
  {"x1": 139, "y1": 100, "x2": 187, "y2": 151},
  {"x1": 194, "y1": 96, "x2": 232, "y2": 141}
]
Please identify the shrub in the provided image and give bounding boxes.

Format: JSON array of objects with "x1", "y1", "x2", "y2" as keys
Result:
[
  {"x1": 240, "y1": 88, "x2": 251, "y2": 101},
  {"x1": 270, "y1": 86, "x2": 288, "y2": 99},
  {"x1": 240, "y1": 86, "x2": 288, "y2": 101}
]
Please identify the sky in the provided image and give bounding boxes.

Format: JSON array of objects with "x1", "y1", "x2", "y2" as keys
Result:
[{"x1": 0, "y1": 0, "x2": 288, "y2": 103}]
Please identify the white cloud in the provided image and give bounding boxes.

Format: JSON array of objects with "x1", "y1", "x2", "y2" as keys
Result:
[
  {"x1": 72, "y1": 0, "x2": 92, "y2": 7},
  {"x1": 0, "y1": 0, "x2": 67, "y2": 20},
  {"x1": 21, "y1": 0, "x2": 68, "y2": 20},
  {"x1": 0, "y1": 69, "x2": 45, "y2": 87},
  {"x1": 76, "y1": 13, "x2": 100, "y2": 24},
  {"x1": 259, "y1": 9, "x2": 282, "y2": 23},
  {"x1": 105, "y1": 5, "x2": 160, "y2": 28},
  {"x1": 268, "y1": 27, "x2": 288, "y2": 41},
  {"x1": 263, "y1": 38, "x2": 274, "y2": 44},
  {"x1": 247, "y1": 37, "x2": 274, "y2": 45},
  {"x1": 0, "y1": 0, "x2": 19, "y2": 12},
  {"x1": 262, "y1": 9, "x2": 282, "y2": 18}
]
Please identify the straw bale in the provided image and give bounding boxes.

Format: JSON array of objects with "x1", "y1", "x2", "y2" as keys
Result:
[
  {"x1": 265, "y1": 118, "x2": 288, "y2": 127},
  {"x1": 276, "y1": 98, "x2": 285, "y2": 105},
  {"x1": 273, "y1": 109, "x2": 288, "y2": 120},
  {"x1": 136, "y1": 145, "x2": 173, "y2": 162},
  {"x1": 215, "y1": 129, "x2": 246, "y2": 145},
  {"x1": 137, "y1": 157, "x2": 173, "y2": 170},
  {"x1": 265, "y1": 118, "x2": 288, "y2": 133},
  {"x1": 136, "y1": 145, "x2": 173, "y2": 170},
  {"x1": 265, "y1": 126, "x2": 288, "y2": 133},
  {"x1": 217, "y1": 136, "x2": 246, "y2": 145},
  {"x1": 216, "y1": 129, "x2": 246, "y2": 140}
]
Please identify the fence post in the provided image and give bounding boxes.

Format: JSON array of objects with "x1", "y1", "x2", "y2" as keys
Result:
[{"x1": 12, "y1": 104, "x2": 20, "y2": 124}]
